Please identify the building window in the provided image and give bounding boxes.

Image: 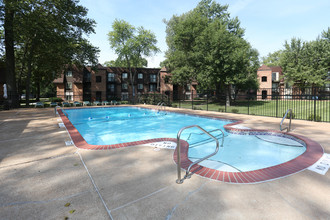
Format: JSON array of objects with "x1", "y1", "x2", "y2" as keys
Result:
[
  {"x1": 122, "y1": 83, "x2": 128, "y2": 90},
  {"x1": 96, "y1": 76, "x2": 102, "y2": 83},
  {"x1": 261, "y1": 76, "x2": 267, "y2": 82},
  {"x1": 150, "y1": 74, "x2": 157, "y2": 83},
  {"x1": 138, "y1": 84, "x2": 143, "y2": 90},
  {"x1": 108, "y1": 73, "x2": 115, "y2": 82},
  {"x1": 122, "y1": 73, "x2": 128, "y2": 79},
  {"x1": 149, "y1": 84, "x2": 156, "y2": 92},
  {"x1": 66, "y1": 71, "x2": 72, "y2": 77},
  {"x1": 272, "y1": 72, "x2": 279, "y2": 81},
  {"x1": 185, "y1": 84, "x2": 191, "y2": 91},
  {"x1": 138, "y1": 73, "x2": 143, "y2": 79},
  {"x1": 65, "y1": 92, "x2": 73, "y2": 101},
  {"x1": 66, "y1": 82, "x2": 72, "y2": 90},
  {"x1": 108, "y1": 84, "x2": 115, "y2": 93},
  {"x1": 121, "y1": 92, "x2": 129, "y2": 101}
]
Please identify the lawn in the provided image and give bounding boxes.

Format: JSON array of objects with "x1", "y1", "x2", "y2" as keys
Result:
[{"x1": 172, "y1": 99, "x2": 330, "y2": 122}]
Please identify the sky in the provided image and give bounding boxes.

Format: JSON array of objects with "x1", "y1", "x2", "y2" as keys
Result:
[{"x1": 79, "y1": 0, "x2": 330, "y2": 68}]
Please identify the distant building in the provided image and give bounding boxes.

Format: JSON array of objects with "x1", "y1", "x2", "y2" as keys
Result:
[
  {"x1": 53, "y1": 64, "x2": 196, "y2": 102},
  {"x1": 257, "y1": 65, "x2": 284, "y2": 100}
]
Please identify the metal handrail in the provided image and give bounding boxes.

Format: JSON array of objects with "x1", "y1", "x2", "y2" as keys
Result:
[
  {"x1": 55, "y1": 106, "x2": 68, "y2": 117},
  {"x1": 280, "y1": 109, "x2": 292, "y2": 132},
  {"x1": 176, "y1": 125, "x2": 224, "y2": 184},
  {"x1": 157, "y1": 102, "x2": 166, "y2": 111}
]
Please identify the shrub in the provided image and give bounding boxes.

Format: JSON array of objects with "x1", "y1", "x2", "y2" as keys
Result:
[
  {"x1": 308, "y1": 114, "x2": 321, "y2": 122},
  {"x1": 172, "y1": 104, "x2": 177, "y2": 108},
  {"x1": 283, "y1": 112, "x2": 295, "y2": 119},
  {"x1": 231, "y1": 109, "x2": 239, "y2": 113},
  {"x1": 218, "y1": 108, "x2": 225, "y2": 112},
  {"x1": 50, "y1": 97, "x2": 63, "y2": 102},
  {"x1": 121, "y1": 101, "x2": 129, "y2": 104}
]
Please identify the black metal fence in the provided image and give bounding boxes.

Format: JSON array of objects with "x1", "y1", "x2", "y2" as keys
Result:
[{"x1": 139, "y1": 87, "x2": 330, "y2": 122}]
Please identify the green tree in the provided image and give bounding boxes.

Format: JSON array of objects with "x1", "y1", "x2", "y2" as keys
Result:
[
  {"x1": 261, "y1": 50, "x2": 284, "y2": 67},
  {"x1": 163, "y1": 0, "x2": 259, "y2": 106},
  {"x1": 1, "y1": 0, "x2": 99, "y2": 107},
  {"x1": 108, "y1": 19, "x2": 159, "y2": 102},
  {"x1": 281, "y1": 35, "x2": 329, "y2": 89}
]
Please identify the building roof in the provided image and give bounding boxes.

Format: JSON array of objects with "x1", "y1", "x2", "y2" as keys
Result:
[{"x1": 258, "y1": 65, "x2": 282, "y2": 73}]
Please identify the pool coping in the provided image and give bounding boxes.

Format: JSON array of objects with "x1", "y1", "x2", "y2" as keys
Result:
[{"x1": 58, "y1": 106, "x2": 324, "y2": 184}]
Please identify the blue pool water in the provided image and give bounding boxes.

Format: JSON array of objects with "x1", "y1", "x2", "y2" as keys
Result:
[{"x1": 65, "y1": 107, "x2": 306, "y2": 172}]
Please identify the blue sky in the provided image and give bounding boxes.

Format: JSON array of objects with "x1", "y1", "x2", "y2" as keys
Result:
[{"x1": 79, "y1": 0, "x2": 330, "y2": 68}]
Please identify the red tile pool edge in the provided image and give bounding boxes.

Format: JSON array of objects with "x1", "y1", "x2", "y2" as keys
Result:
[{"x1": 58, "y1": 108, "x2": 324, "y2": 183}]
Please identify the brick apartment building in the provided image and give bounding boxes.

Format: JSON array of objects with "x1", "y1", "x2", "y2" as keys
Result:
[
  {"x1": 53, "y1": 64, "x2": 196, "y2": 102},
  {"x1": 257, "y1": 64, "x2": 284, "y2": 100}
]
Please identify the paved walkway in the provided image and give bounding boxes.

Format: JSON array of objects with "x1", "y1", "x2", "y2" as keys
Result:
[{"x1": 0, "y1": 107, "x2": 329, "y2": 219}]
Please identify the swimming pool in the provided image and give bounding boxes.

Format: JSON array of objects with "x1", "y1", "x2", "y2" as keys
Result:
[{"x1": 58, "y1": 106, "x2": 323, "y2": 183}]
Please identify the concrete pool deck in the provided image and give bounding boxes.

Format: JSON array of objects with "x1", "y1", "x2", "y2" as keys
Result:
[{"x1": 0, "y1": 106, "x2": 329, "y2": 219}]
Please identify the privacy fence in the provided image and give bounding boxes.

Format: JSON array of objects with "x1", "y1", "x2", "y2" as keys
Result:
[{"x1": 139, "y1": 87, "x2": 330, "y2": 123}]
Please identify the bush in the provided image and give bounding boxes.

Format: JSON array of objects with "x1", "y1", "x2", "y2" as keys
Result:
[
  {"x1": 231, "y1": 109, "x2": 239, "y2": 113},
  {"x1": 50, "y1": 97, "x2": 63, "y2": 102},
  {"x1": 283, "y1": 112, "x2": 295, "y2": 119},
  {"x1": 218, "y1": 108, "x2": 225, "y2": 112},
  {"x1": 121, "y1": 101, "x2": 129, "y2": 104},
  {"x1": 172, "y1": 104, "x2": 177, "y2": 108},
  {"x1": 308, "y1": 114, "x2": 321, "y2": 122}
]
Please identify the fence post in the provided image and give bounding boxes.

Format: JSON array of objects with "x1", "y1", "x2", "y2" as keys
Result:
[
  {"x1": 191, "y1": 90, "x2": 194, "y2": 110},
  {"x1": 314, "y1": 87, "x2": 316, "y2": 121},
  {"x1": 206, "y1": 91, "x2": 209, "y2": 111},
  {"x1": 276, "y1": 93, "x2": 278, "y2": 118}
]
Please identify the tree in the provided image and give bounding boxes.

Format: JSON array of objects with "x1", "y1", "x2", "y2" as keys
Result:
[
  {"x1": 2, "y1": 0, "x2": 19, "y2": 107},
  {"x1": 261, "y1": 50, "x2": 284, "y2": 67},
  {"x1": 281, "y1": 35, "x2": 329, "y2": 89},
  {"x1": 1, "y1": 0, "x2": 99, "y2": 107},
  {"x1": 108, "y1": 19, "x2": 159, "y2": 102},
  {"x1": 163, "y1": 0, "x2": 259, "y2": 106}
]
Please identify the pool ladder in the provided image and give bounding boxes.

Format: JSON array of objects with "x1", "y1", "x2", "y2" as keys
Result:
[
  {"x1": 176, "y1": 125, "x2": 225, "y2": 184},
  {"x1": 157, "y1": 102, "x2": 166, "y2": 111},
  {"x1": 280, "y1": 109, "x2": 292, "y2": 132}
]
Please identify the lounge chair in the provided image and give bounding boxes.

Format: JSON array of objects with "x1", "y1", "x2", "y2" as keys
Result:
[
  {"x1": 73, "y1": 101, "x2": 82, "y2": 107},
  {"x1": 93, "y1": 101, "x2": 101, "y2": 106},
  {"x1": 35, "y1": 102, "x2": 44, "y2": 108},
  {"x1": 50, "y1": 102, "x2": 58, "y2": 107},
  {"x1": 102, "y1": 101, "x2": 109, "y2": 105},
  {"x1": 111, "y1": 100, "x2": 118, "y2": 105},
  {"x1": 83, "y1": 101, "x2": 90, "y2": 106},
  {"x1": 62, "y1": 102, "x2": 71, "y2": 107}
]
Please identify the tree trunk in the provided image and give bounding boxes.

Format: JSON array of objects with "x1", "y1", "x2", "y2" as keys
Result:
[
  {"x1": 225, "y1": 85, "x2": 231, "y2": 107},
  {"x1": 4, "y1": 0, "x2": 19, "y2": 108}
]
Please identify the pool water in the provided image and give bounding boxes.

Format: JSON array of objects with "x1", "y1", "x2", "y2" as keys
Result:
[{"x1": 65, "y1": 107, "x2": 306, "y2": 172}]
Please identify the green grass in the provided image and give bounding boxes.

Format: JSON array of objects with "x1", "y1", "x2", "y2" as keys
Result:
[{"x1": 172, "y1": 99, "x2": 330, "y2": 122}]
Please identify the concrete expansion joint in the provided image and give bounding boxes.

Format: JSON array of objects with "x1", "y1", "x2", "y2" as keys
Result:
[
  {"x1": 166, "y1": 181, "x2": 209, "y2": 220},
  {"x1": 0, "y1": 190, "x2": 91, "y2": 208}
]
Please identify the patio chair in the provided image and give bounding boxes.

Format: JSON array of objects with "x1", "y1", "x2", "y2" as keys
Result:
[
  {"x1": 93, "y1": 101, "x2": 101, "y2": 106},
  {"x1": 62, "y1": 102, "x2": 71, "y2": 107},
  {"x1": 50, "y1": 102, "x2": 58, "y2": 107},
  {"x1": 111, "y1": 100, "x2": 118, "y2": 105},
  {"x1": 83, "y1": 101, "x2": 90, "y2": 106},
  {"x1": 102, "y1": 100, "x2": 109, "y2": 105},
  {"x1": 35, "y1": 102, "x2": 44, "y2": 108},
  {"x1": 73, "y1": 101, "x2": 82, "y2": 107}
]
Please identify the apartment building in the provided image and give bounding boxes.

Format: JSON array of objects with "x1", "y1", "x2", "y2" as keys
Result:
[
  {"x1": 53, "y1": 64, "x2": 190, "y2": 102},
  {"x1": 257, "y1": 64, "x2": 284, "y2": 99}
]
